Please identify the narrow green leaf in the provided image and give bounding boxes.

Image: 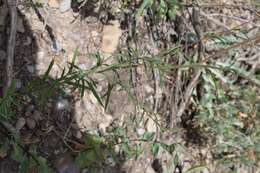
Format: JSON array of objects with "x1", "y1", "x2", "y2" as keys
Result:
[
  {"x1": 37, "y1": 156, "x2": 52, "y2": 173},
  {"x1": 105, "y1": 83, "x2": 114, "y2": 110},
  {"x1": 151, "y1": 143, "x2": 159, "y2": 157},
  {"x1": 68, "y1": 49, "x2": 78, "y2": 73},
  {"x1": 142, "y1": 132, "x2": 155, "y2": 141},
  {"x1": 86, "y1": 80, "x2": 103, "y2": 107},
  {"x1": 134, "y1": 144, "x2": 142, "y2": 160},
  {"x1": 80, "y1": 79, "x2": 85, "y2": 97},
  {"x1": 60, "y1": 67, "x2": 66, "y2": 78},
  {"x1": 43, "y1": 59, "x2": 54, "y2": 80},
  {"x1": 160, "y1": 143, "x2": 175, "y2": 154},
  {"x1": 136, "y1": 0, "x2": 153, "y2": 16},
  {"x1": 184, "y1": 165, "x2": 208, "y2": 173}
]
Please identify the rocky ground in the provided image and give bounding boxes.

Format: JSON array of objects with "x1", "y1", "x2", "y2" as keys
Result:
[{"x1": 0, "y1": 0, "x2": 260, "y2": 173}]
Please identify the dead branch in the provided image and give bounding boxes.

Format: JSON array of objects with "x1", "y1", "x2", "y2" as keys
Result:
[{"x1": 4, "y1": 0, "x2": 17, "y2": 94}]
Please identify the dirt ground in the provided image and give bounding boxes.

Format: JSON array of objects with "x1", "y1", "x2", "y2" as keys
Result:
[{"x1": 0, "y1": 0, "x2": 260, "y2": 172}]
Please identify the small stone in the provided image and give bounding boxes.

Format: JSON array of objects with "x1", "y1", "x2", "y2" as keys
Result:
[
  {"x1": 26, "y1": 65, "x2": 35, "y2": 73},
  {"x1": 46, "y1": 102, "x2": 52, "y2": 108},
  {"x1": 15, "y1": 79, "x2": 22, "y2": 89},
  {"x1": 51, "y1": 40, "x2": 61, "y2": 53},
  {"x1": 56, "y1": 98, "x2": 69, "y2": 110},
  {"x1": 25, "y1": 111, "x2": 33, "y2": 117},
  {"x1": 98, "y1": 122, "x2": 110, "y2": 133},
  {"x1": 48, "y1": 0, "x2": 59, "y2": 8},
  {"x1": 37, "y1": 51, "x2": 45, "y2": 60},
  {"x1": 17, "y1": 17, "x2": 25, "y2": 33},
  {"x1": 145, "y1": 85, "x2": 154, "y2": 94},
  {"x1": 146, "y1": 118, "x2": 157, "y2": 133},
  {"x1": 24, "y1": 36, "x2": 32, "y2": 46},
  {"x1": 59, "y1": 0, "x2": 71, "y2": 13},
  {"x1": 26, "y1": 118, "x2": 36, "y2": 129},
  {"x1": 26, "y1": 105, "x2": 35, "y2": 113},
  {"x1": 106, "y1": 156, "x2": 116, "y2": 167},
  {"x1": 73, "y1": 131, "x2": 82, "y2": 139},
  {"x1": 16, "y1": 118, "x2": 26, "y2": 131},
  {"x1": 33, "y1": 110, "x2": 43, "y2": 121},
  {"x1": 137, "y1": 128, "x2": 145, "y2": 136}
]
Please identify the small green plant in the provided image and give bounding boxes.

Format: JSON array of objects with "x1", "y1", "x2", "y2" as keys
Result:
[
  {"x1": 193, "y1": 60, "x2": 260, "y2": 169},
  {"x1": 136, "y1": 0, "x2": 180, "y2": 19}
]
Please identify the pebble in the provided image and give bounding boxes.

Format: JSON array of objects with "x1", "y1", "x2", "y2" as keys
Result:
[
  {"x1": 37, "y1": 51, "x2": 45, "y2": 60},
  {"x1": 15, "y1": 79, "x2": 22, "y2": 89},
  {"x1": 26, "y1": 64, "x2": 35, "y2": 74},
  {"x1": 24, "y1": 36, "x2": 32, "y2": 46},
  {"x1": 145, "y1": 85, "x2": 154, "y2": 94},
  {"x1": 51, "y1": 40, "x2": 61, "y2": 53},
  {"x1": 56, "y1": 98, "x2": 69, "y2": 110},
  {"x1": 26, "y1": 105, "x2": 35, "y2": 113},
  {"x1": 26, "y1": 118, "x2": 36, "y2": 129},
  {"x1": 16, "y1": 117, "x2": 26, "y2": 132},
  {"x1": 73, "y1": 130, "x2": 82, "y2": 139},
  {"x1": 25, "y1": 110, "x2": 33, "y2": 117},
  {"x1": 137, "y1": 128, "x2": 145, "y2": 136},
  {"x1": 146, "y1": 118, "x2": 157, "y2": 133},
  {"x1": 33, "y1": 110, "x2": 43, "y2": 121},
  {"x1": 59, "y1": 0, "x2": 71, "y2": 13}
]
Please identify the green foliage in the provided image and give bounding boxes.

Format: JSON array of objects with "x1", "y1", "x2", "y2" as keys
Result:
[
  {"x1": 193, "y1": 60, "x2": 260, "y2": 168},
  {"x1": 10, "y1": 140, "x2": 53, "y2": 173},
  {"x1": 184, "y1": 165, "x2": 208, "y2": 173},
  {"x1": 136, "y1": 0, "x2": 180, "y2": 19},
  {"x1": 0, "y1": 81, "x2": 16, "y2": 119}
]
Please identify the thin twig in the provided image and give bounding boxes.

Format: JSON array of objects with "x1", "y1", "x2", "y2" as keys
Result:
[
  {"x1": 4, "y1": 0, "x2": 17, "y2": 94},
  {"x1": 182, "y1": 3, "x2": 260, "y2": 17},
  {"x1": 176, "y1": 70, "x2": 201, "y2": 118},
  {"x1": 200, "y1": 10, "x2": 231, "y2": 31},
  {"x1": 208, "y1": 13, "x2": 260, "y2": 28},
  {"x1": 175, "y1": 7, "x2": 203, "y2": 121}
]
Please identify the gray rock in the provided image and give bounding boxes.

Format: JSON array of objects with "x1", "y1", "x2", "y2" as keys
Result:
[
  {"x1": 51, "y1": 40, "x2": 61, "y2": 53},
  {"x1": 26, "y1": 104, "x2": 35, "y2": 113},
  {"x1": 24, "y1": 36, "x2": 32, "y2": 46},
  {"x1": 26, "y1": 118, "x2": 36, "y2": 129},
  {"x1": 15, "y1": 79, "x2": 22, "y2": 89},
  {"x1": 26, "y1": 64, "x2": 35, "y2": 73},
  {"x1": 15, "y1": 117, "x2": 26, "y2": 132},
  {"x1": 33, "y1": 110, "x2": 43, "y2": 121},
  {"x1": 56, "y1": 98, "x2": 69, "y2": 110},
  {"x1": 59, "y1": 0, "x2": 71, "y2": 13}
]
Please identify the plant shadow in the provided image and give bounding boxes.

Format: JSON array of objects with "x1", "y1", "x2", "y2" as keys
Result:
[{"x1": 0, "y1": 2, "x2": 127, "y2": 173}]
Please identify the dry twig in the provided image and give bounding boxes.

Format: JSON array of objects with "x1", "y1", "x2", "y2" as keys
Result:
[{"x1": 4, "y1": 0, "x2": 17, "y2": 94}]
